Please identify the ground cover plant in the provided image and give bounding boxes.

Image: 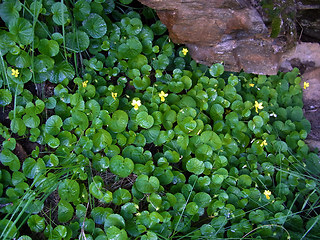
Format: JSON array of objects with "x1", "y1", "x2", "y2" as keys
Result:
[{"x1": 0, "y1": 0, "x2": 320, "y2": 239}]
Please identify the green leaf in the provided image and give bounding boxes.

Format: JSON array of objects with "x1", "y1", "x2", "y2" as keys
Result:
[
  {"x1": 151, "y1": 21, "x2": 167, "y2": 35},
  {"x1": 83, "y1": 13, "x2": 107, "y2": 38},
  {"x1": 238, "y1": 175, "x2": 252, "y2": 188},
  {"x1": 11, "y1": 118, "x2": 26, "y2": 136},
  {"x1": 22, "y1": 157, "x2": 46, "y2": 179},
  {"x1": 0, "y1": 219, "x2": 18, "y2": 239},
  {"x1": 109, "y1": 110, "x2": 128, "y2": 133},
  {"x1": 9, "y1": 18, "x2": 33, "y2": 45},
  {"x1": 109, "y1": 155, "x2": 134, "y2": 178},
  {"x1": 193, "y1": 192, "x2": 211, "y2": 208},
  {"x1": 7, "y1": 51, "x2": 31, "y2": 68},
  {"x1": 249, "y1": 210, "x2": 265, "y2": 224},
  {"x1": 135, "y1": 175, "x2": 160, "y2": 194},
  {"x1": 0, "y1": 149, "x2": 20, "y2": 171},
  {"x1": 34, "y1": 55, "x2": 54, "y2": 73},
  {"x1": 118, "y1": 38, "x2": 142, "y2": 59},
  {"x1": 74, "y1": 0, "x2": 91, "y2": 21},
  {"x1": 106, "y1": 226, "x2": 128, "y2": 239},
  {"x1": 49, "y1": 61, "x2": 75, "y2": 84},
  {"x1": 177, "y1": 134, "x2": 189, "y2": 150},
  {"x1": 89, "y1": 180, "x2": 106, "y2": 201},
  {"x1": 105, "y1": 214, "x2": 126, "y2": 229},
  {"x1": 58, "y1": 200, "x2": 74, "y2": 223},
  {"x1": 0, "y1": 1, "x2": 21, "y2": 24},
  {"x1": 72, "y1": 110, "x2": 89, "y2": 130},
  {"x1": 45, "y1": 115, "x2": 63, "y2": 135},
  {"x1": 66, "y1": 30, "x2": 90, "y2": 53},
  {"x1": 185, "y1": 202, "x2": 199, "y2": 215},
  {"x1": 52, "y1": 225, "x2": 67, "y2": 239},
  {"x1": 27, "y1": 215, "x2": 45, "y2": 233},
  {"x1": 92, "y1": 129, "x2": 112, "y2": 152},
  {"x1": 186, "y1": 158, "x2": 205, "y2": 175},
  {"x1": 136, "y1": 112, "x2": 154, "y2": 129},
  {"x1": 152, "y1": 54, "x2": 169, "y2": 70},
  {"x1": 209, "y1": 63, "x2": 224, "y2": 77},
  {"x1": 0, "y1": 89, "x2": 12, "y2": 106},
  {"x1": 3, "y1": 138, "x2": 16, "y2": 151},
  {"x1": 51, "y1": 2, "x2": 70, "y2": 25},
  {"x1": 113, "y1": 188, "x2": 132, "y2": 205},
  {"x1": 125, "y1": 18, "x2": 142, "y2": 36},
  {"x1": 58, "y1": 179, "x2": 80, "y2": 203},
  {"x1": 23, "y1": 114, "x2": 40, "y2": 128},
  {"x1": 200, "y1": 131, "x2": 222, "y2": 150},
  {"x1": 38, "y1": 39, "x2": 59, "y2": 57},
  {"x1": 120, "y1": 0, "x2": 133, "y2": 4}
]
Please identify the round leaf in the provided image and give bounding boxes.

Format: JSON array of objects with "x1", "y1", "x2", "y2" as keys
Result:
[
  {"x1": 83, "y1": 13, "x2": 107, "y2": 38},
  {"x1": 45, "y1": 115, "x2": 63, "y2": 135},
  {"x1": 58, "y1": 200, "x2": 74, "y2": 223},
  {"x1": 209, "y1": 63, "x2": 224, "y2": 77},
  {"x1": 38, "y1": 39, "x2": 59, "y2": 57},
  {"x1": 9, "y1": 18, "x2": 33, "y2": 45},
  {"x1": 58, "y1": 179, "x2": 80, "y2": 203},
  {"x1": 136, "y1": 112, "x2": 154, "y2": 129},
  {"x1": 0, "y1": 89, "x2": 12, "y2": 106},
  {"x1": 66, "y1": 30, "x2": 90, "y2": 53},
  {"x1": 93, "y1": 129, "x2": 112, "y2": 152},
  {"x1": 27, "y1": 215, "x2": 45, "y2": 233},
  {"x1": 135, "y1": 175, "x2": 160, "y2": 194},
  {"x1": 104, "y1": 214, "x2": 125, "y2": 229},
  {"x1": 109, "y1": 110, "x2": 128, "y2": 133},
  {"x1": 51, "y1": 2, "x2": 70, "y2": 25},
  {"x1": 186, "y1": 158, "x2": 205, "y2": 175},
  {"x1": 110, "y1": 155, "x2": 134, "y2": 178}
]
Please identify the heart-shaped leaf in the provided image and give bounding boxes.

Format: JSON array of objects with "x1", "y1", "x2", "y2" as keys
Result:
[
  {"x1": 136, "y1": 112, "x2": 154, "y2": 129},
  {"x1": 110, "y1": 155, "x2": 134, "y2": 178},
  {"x1": 22, "y1": 157, "x2": 46, "y2": 179},
  {"x1": 109, "y1": 110, "x2": 128, "y2": 133},
  {"x1": 135, "y1": 175, "x2": 160, "y2": 193},
  {"x1": 0, "y1": 149, "x2": 20, "y2": 171},
  {"x1": 27, "y1": 215, "x2": 45, "y2": 233}
]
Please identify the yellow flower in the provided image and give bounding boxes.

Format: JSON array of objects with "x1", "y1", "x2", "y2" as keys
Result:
[
  {"x1": 264, "y1": 190, "x2": 271, "y2": 200},
  {"x1": 304, "y1": 82, "x2": 309, "y2": 89},
  {"x1": 254, "y1": 101, "x2": 263, "y2": 113},
  {"x1": 249, "y1": 83, "x2": 254, "y2": 87},
  {"x1": 11, "y1": 68, "x2": 19, "y2": 78},
  {"x1": 182, "y1": 48, "x2": 188, "y2": 56},
  {"x1": 112, "y1": 92, "x2": 117, "y2": 100},
  {"x1": 260, "y1": 140, "x2": 267, "y2": 147},
  {"x1": 132, "y1": 99, "x2": 141, "y2": 110},
  {"x1": 82, "y1": 80, "x2": 88, "y2": 88},
  {"x1": 159, "y1": 91, "x2": 168, "y2": 102}
]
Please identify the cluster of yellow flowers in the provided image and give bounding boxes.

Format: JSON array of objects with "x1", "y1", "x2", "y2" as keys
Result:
[{"x1": 131, "y1": 91, "x2": 168, "y2": 110}]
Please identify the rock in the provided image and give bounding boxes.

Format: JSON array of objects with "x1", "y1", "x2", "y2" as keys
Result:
[
  {"x1": 302, "y1": 67, "x2": 320, "y2": 152},
  {"x1": 280, "y1": 42, "x2": 320, "y2": 74},
  {"x1": 138, "y1": 0, "x2": 290, "y2": 75},
  {"x1": 139, "y1": 0, "x2": 320, "y2": 75}
]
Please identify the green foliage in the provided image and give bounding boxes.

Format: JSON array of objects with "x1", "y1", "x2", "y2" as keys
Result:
[{"x1": 0, "y1": 1, "x2": 318, "y2": 240}]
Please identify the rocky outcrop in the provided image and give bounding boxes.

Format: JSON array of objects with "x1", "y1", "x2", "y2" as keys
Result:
[
  {"x1": 138, "y1": 0, "x2": 293, "y2": 74},
  {"x1": 139, "y1": 0, "x2": 320, "y2": 75}
]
